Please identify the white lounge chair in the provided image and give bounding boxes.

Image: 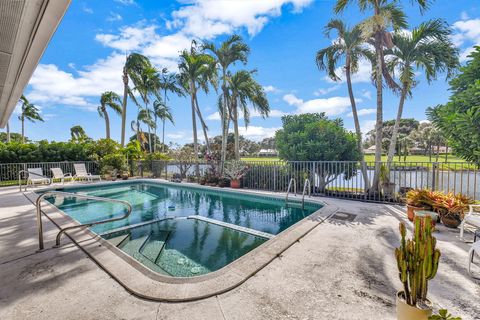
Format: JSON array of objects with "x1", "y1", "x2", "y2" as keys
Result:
[
  {"x1": 73, "y1": 163, "x2": 101, "y2": 182},
  {"x1": 460, "y1": 204, "x2": 480, "y2": 241},
  {"x1": 468, "y1": 240, "x2": 480, "y2": 278},
  {"x1": 27, "y1": 168, "x2": 51, "y2": 187},
  {"x1": 51, "y1": 167, "x2": 72, "y2": 184}
]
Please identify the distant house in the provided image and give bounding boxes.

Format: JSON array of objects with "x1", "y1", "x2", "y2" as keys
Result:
[
  {"x1": 363, "y1": 146, "x2": 376, "y2": 154},
  {"x1": 258, "y1": 149, "x2": 278, "y2": 157}
]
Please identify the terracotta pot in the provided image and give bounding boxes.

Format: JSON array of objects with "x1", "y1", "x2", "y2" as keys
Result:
[
  {"x1": 396, "y1": 291, "x2": 432, "y2": 320},
  {"x1": 406, "y1": 205, "x2": 425, "y2": 221},
  {"x1": 230, "y1": 179, "x2": 241, "y2": 189},
  {"x1": 440, "y1": 214, "x2": 462, "y2": 228}
]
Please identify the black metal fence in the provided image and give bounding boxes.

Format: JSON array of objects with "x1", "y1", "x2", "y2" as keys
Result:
[{"x1": 0, "y1": 161, "x2": 100, "y2": 186}]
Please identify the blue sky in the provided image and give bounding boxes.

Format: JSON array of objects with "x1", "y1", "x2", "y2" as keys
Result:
[{"x1": 5, "y1": 0, "x2": 480, "y2": 144}]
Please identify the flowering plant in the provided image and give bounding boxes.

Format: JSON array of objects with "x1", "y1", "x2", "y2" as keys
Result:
[{"x1": 224, "y1": 161, "x2": 250, "y2": 180}]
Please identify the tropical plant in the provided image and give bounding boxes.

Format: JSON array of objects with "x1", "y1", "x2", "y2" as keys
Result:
[
  {"x1": 98, "y1": 91, "x2": 122, "y2": 140},
  {"x1": 395, "y1": 216, "x2": 440, "y2": 307},
  {"x1": 334, "y1": 0, "x2": 430, "y2": 191},
  {"x1": 120, "y1": 53, "x2": 151, "y2": 146},
  {"x1": 275, "y1": 113, "x2": 361, "y2": 192},
  {"x1": 427, "y1": 46, "x2": 480, "y2": 165},
  {"x1": 152, "y1": 99, "x2": 173, "y2": 152},
  {"x1": 225, "y1": 70, "x2": 269, "y2": 160},
  {"x1": 385, "y1": 19, "x2": 459, "y2": 164},
  {"x1": 224, "y1": 161, "x2": 250, "y2": 180},
  {"x1": 159, "y1": 69, "x2": 183, "y2": 151},
  {"x1": 203, "y1": 35, "x2": 249, "y2": 172},
  {"x1": 178, "y1": 41, "x2": 217, "y2": 176},
  {"x1": 429, "y1": 309, "x2": 462, "y2": 320},
  {"x1": 405, "y1": 189, "x2": 432, "y2": 208},
  {"x1": 316, "y1": 19, "x2": 372, "y2": 188},
  {"x1": 5, "y1": 121, "x2": 10, "y2": 143},
  {"x1": 18, "y1": 95, "x2": 43, "y2": 143},
  {"x1": 100, "y1": 153, "x2": 128, "y2": 176},
  {"x1": 70, "y1": 125, "x2": 89, "y2": 143},
  {"x1": 131, "y1": 107, "x2": 154, "y2": 151}
]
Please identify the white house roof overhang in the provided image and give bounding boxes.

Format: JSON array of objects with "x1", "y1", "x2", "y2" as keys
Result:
[{"x1": 0, "y1": 0, "x2": 70, "y2": 128}]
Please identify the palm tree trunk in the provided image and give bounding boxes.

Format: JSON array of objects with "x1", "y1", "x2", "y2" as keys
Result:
[
  {"x1": 121, "y1": 67, "x2": 128, "y2": 147},
  {"x1": 104, "y1": 109, "x2": 111, "y2": 140},
  {"x1": 233, "y1": 103, "x2": 241, "y2": 160},
  {"x1": 6, "y1": 121, "x2": 10, "y2": 143},
  {"x1": 387, "y1": 83, "x2": 408, "y2": 164},
  {"x1": 162, "y1": 118, "x2": 166, "y2": 153},
  {"x1": 21, "y1": 117, "x2": 25, "y2": 143},
  {"x1": 190, "y1": 83, "x2": 200, "y2": 178},
  {"x1": 220, "y1": 68, "x2": 228, "y2": 174},
  {"x1": 194, "y1": 95, "x2": 210, "y2": 152},
  {"x1": 445, "y1": 143, "x2": 448, "y2": 161},
  {"x1": 345, "y1": 56, "x2": 370, "y2": 190},
  {"x1": 372, "y1": 30, "x2": 384, "y2": 193}
]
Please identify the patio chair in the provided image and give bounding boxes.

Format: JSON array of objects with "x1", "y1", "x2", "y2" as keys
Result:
[
  {"x1": 468, "y1": 240, "x2": 480, "y2": 278},
  {"x1": 26, "y1": 168, "x2": 51, "y2": 187},
  {"x1": 460, "y1": 205, "x2": 480, "y2": 241},
  {"x1": 51, "y1": 167, "x2": 72, "y2": 184},
  {"x1": 73, "y1": 163, "x2": 101, "y2": 182}
]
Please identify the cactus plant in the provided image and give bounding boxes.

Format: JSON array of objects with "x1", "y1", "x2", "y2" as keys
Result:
[{"x1": 395, "y1": 215, "x2": 441, "y2": 307}]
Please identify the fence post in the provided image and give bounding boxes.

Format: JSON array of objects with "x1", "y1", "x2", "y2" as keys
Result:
[{"x1": 432, "y1": 162, "x2": 437, "y2": 191}]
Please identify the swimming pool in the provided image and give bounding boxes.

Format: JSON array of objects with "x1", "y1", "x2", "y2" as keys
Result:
[{"x1": 43, "y1": 181, "x2": 323, "y2": 277}]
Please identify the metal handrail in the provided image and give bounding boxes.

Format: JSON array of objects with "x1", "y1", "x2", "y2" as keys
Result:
[
  {"x1": 285, "y1": 178, "x2": 297, "y2": 203},
  {"x1": 35, "y1": 191, "x2": 132, "y2": 250},
  {"x1": 19, "y1": 170, "x2": 51, "y2": 192},
  {"x1": 302, "y1": 178, "x2": 311, "y2": 208}
]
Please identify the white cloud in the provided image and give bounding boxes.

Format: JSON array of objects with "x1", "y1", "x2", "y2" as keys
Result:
[
  {"x1": 114, "y1": 0, "x2": 136, "y2": 5},
  {"x1": 238, "y1": 126, "x2": 280, "y2": 140},
  {"x1": 96, "y1": 25, "x2": 158, "y2": 51},
  {"x1": 313, "y1": 85, "x2": 339, "y2": 96},
  {"x1": 107, "y1": 12, "x2": 123, "y2": 22},
  {"x1": 361, "y1": 89, "x2": 372, "y2": 100},
  {"x1": 283, "y1": 93, "x2": 357, "y2": 116},
  {"x1": 361, "y1": 120, "x2": 377, "y2": 135},
  {"x1": 452, "y1": 18, "x2": 480, "y2": 62},
  {"x1": 206, "y1": 108, "x2": 286, "y2": 120},
  {"x1": 263, "y1": 85, "x2": 279, "y2": 93},
  {"x1": 461, "y1": 11, "x2": 469, "y2": 20},
  {"x1": 82, "y1": 5, "x2": 93, "y2": 14},
  {"x1": 325, "y1": 59, "x2": 372, "y2": 84},
  {"x1": 347, "y1": 108, "x2": 375, "y2": 117},
  {"x1": 170, "y1": 0, "x2": 313, "y2": 38}
]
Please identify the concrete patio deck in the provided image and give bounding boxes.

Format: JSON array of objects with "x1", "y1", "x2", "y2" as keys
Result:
[{"x1": 0, "y1": 184, "x2": 479, "y2": 320}]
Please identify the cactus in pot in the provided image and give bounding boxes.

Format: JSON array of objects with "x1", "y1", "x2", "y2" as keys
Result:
[{"x1": 395, "y1": 215, "x2": 440, "y2": 319}]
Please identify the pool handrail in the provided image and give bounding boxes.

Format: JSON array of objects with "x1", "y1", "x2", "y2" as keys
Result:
[
  {"x1": 302, "y1": 178, "x2": 311, "y2": 209},
  {"x1": 35, "y1": 191, "x2": 132, "y2": 250},
  {"x1": 285, "y1": 178, "x2": 297, "y2": 203}
]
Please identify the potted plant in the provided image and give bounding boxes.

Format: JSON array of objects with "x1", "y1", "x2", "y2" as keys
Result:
[
  {"x1": 395, "y1": 215, "x2": 440, "y2": 319},
  {"x1": 405, "y1": 189, "x2": 431, "y2": 221},
  {"x1": 224, "y1": 161, "x2": 250, "y2": 189},
  {"x1": 380, "y1": 164, "x2": 396, "y2": 198},
  {"x1": 435, "y1": 193, "x2": 474, "y2": 228},
  {"x1": 429, "y1": 309, "x2": 462, "y2": 320},
  {"x1": 217, "y1": 177, "x2": 230, "y2": 188}
]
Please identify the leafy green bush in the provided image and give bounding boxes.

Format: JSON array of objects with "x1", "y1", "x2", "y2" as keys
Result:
[{"x1": 100, "y1": 153, "x2": 128, "y2": 175}]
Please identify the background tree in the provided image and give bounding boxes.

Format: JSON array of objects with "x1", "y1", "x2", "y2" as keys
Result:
[
  {"x1": 275, "y1": 113, "x2": 361, "y2": 192},
  {"x1": 152, "y1": 99, "x2": 173, "y2": 152},
  {"x1": 5, "y1": 121, "x2": 10, "y2": 143},
  {"x1": 385, "y1": 19, "x2": 459, "y2": 164},
  {"x1": 259, "y1": 137, "x2": 276, "y2": 150},
  {"x1": 316, "y1": 19, "x2": 372, "y2": 187},
  {"x1": 0, "y1": 132, "x2": 23, "y2": 143},
  {"x1": 70, "y1": 125, "x2": 89, "y2": 143},
  {"x1": 159, "y1": 69, "x2": 183, "y2": 151},
  {"x1": 204, "y1": 35, "x2": 249, "y2": 172},
  {"x1": 120, "y1": 53, "x2": 151, "y2": 146},
  {"x1": 98, "y1": 91, "x2": 122, "y2": 140},
  {"x1": 428, "y1": 46, "x2": 480, "y2": 165},
  {"x1": 18, "y1": 95, "x2": 43, "y2": 143},
  {"x1": 226, "y1": 70, "x2": 269, "y2": 160},
  {"x1": 365, "y1": 118, "x2": 419, "y2": 152}
]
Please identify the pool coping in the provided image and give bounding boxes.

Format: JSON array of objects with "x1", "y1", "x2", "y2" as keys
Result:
[{"x1": 24, "y1": 179, "x2": 338, "y2": 302}]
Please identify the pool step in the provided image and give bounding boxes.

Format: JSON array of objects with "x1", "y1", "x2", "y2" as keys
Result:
[
  {"x1": 139, "y1": 231, "x2": 170, "y2": 264},
  {"x1": 106, "y1": 234, "x2": 130, "y2": 247}
]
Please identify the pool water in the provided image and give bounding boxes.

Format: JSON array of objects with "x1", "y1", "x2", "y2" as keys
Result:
[{"x1": 44, "y1": 182, "x2": 322, "y2": 277}]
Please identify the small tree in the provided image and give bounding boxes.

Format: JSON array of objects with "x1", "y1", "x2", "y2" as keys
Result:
[{"x1": 275, "y1": 113, "x2": 361, "y2": 192}]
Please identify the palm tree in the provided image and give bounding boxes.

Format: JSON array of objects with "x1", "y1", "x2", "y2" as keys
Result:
[
  {"x1": 18, "y1": 95, "x2": 43, "y2": 143},
  {"x1": 178, "y1": 41, "x2": 217, "y2": 176},
  {"x1": 225, "y1": 70, "x2": 269, "y2": 160},
  {"x1": 152, "y1": 99, "x2": 173, "y2": 152},
  {"x1": 70, "y1": 125, "x2": 88, "y2": 143},
  {"x1": 334, "y1": 0, "x2": 429, "y2": 191},
  {"x1": 316, "y1": 19, "x2": 372, "y2": 188},
  {"x1": 120, "y1": 53, "x2": 151, "y2": 147},
  {"x1": 203, "y1": 35, "x2": 249, "y2": 172},
  {"x1": 98, "y1": 91, "x2": 122, "y2": 140},
  {"x1": 385, "y1": 19, "x2": 459, "y2": 164},
  {"x1": 158, "y1": 69, "x2": 183, "y2": 152},
  {"x1": 131, "y1": 107, "x2": 153, "y2": 151},
  {"x1": 6, "y1": 121, "x2": 10, "y2": 143}
]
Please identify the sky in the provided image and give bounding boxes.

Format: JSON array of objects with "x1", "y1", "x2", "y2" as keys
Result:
[{"x1": 4, "y1": 0, "x2": 480, "y2": 145}]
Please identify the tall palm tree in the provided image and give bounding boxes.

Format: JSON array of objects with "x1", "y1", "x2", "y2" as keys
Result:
[
  {"x1": 316, "y1": 19, "x2": 372, "y2": 188},
  {"x1": 18, "y1": 95, "x2": 43, "y2": 143},
  {"x1": 131, "y1": 66, "x2": 162, "y2": 153},
  {"x1": 203, "y1": 35, "x2": 249, "y2": 172},
  {"x1": 70, "y1": 125, "x2": 88, "y2": 143},
  {"x1": 131, "y1": 107, "x2": 153, "y2": 151},
  {"x1": 6, "y1": 121, "x2": 10, "y2": 143},
  {"x1": 225, "y1": 70, "x2": 270, "y2": 160},
  {"x1": 120, "y1": 53, "x2": 151, "y2": 147},
  {"x1": 178, "y1": 41, "x2": 217, "y2": 176},
  {"x1": 385, "y1": 19, "x2": 459, "y2": 164},
  {"x1": 334, "y1": 0, "x2": 429, "y2": 191},
  {"x1": 159, "y1": 69, "x2": 183, "y2": 152},
  {"x1": 152, "y1": 99, "x2": 173, "y2": 152},
  {"x1": 98, "y1": 91, "x2": 122, "y2": 140}
]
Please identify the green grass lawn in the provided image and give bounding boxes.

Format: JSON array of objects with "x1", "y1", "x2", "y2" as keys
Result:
[
  {"x1": 242, "y1": 154, "x2": 467, "y2": 163},
  {"x1": 241, "y1": 157, "x2": 281, "y2": 162}
]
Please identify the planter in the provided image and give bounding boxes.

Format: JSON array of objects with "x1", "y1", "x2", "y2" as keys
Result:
[
  {"x1": 396, "y1": 291, "x2": 432, "y2": 320},
  {"x1": 407, "y1": 205, "x2": 426, "y2": 222},
  {"x1": 230, "y1": 179, "x2": 241, "y2": 189},
  {"x1": 440, "y1": 214, "x2": 462, "y2": 228},
  {"x1": 382, "y1": 182, "x2": 396, "y2": 197}
]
